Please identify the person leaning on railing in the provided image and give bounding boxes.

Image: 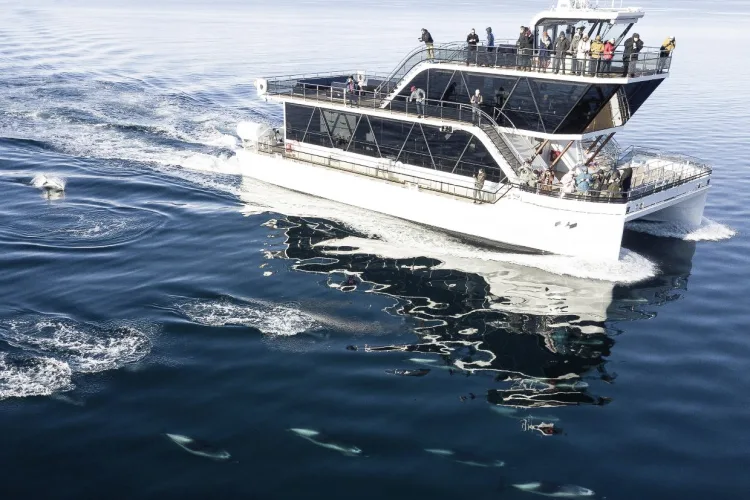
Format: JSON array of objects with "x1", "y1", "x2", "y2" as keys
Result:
[
  {"x1": 553, "y1": 32, "x2": 569, "y2": 74},
  {"x1": 589, "y1": 36, "x2": 604, "y2": 76},
  {"x1": 658, "y1": 36, "x2": 675, "y2": 73},
  {"x1": 622, "y1": 33, "x2": 644, "y2": 77},
  {"x1": 601, "y1": 38, "x2": 615, "y2": 75}
]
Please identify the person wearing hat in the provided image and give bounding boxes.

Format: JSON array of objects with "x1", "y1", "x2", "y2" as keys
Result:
[
  {"x1": 622, "y1": 33, "x2": 644, "y2": 76},
  {"x1": 601, "y1": 38, "x2": 616, "y2": 75},
  {"x1": 485, "y1": 27, "x2": 495, "y2": 66},
  {"x1": 516, "y1": 26, "x2": 533, "y2": 71},
  {"x1": 588, "y1": 35, "x2": 604, "y2": 76},
  {"x1": 658, "y1": 36, "x2": 676, "y2": 73},
  {"x1": 419, "y1": 28, "x2": 434, "y2": 60},
  {"x1": 409, "y1": 85, "x2": 426, "y2": 118}
]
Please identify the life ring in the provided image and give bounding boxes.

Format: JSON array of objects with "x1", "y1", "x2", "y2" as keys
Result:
[{"x1": 255, "y1": 78, "x2": 268, "y2": 96}]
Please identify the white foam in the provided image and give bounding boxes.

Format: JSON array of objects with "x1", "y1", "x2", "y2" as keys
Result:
[
  {"x1": 239, "y1": 177, "x2": 656, "y2": 285},
  {"x1": 0, "y1": 353, "x2": 73, "y2": 400},
  {"x1": 176, "y1": 298, "x2": 320, "y2": 336},
  {"x1": 627, "y1": 217, "x2": 736, "y2": 241},
  {"x1": 3, "y1": 318, "x2": 151, "y2": 374}
]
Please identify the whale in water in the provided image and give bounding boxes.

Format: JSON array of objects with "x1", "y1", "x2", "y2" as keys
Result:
[
  {"x1": 289, "y1": 428, "x2": 362, "y2": 457},
  {"x1": 165, "y1": 433, "x2": 231, "y2": 461},
  {"x1": 424, "y1": 448, "x2": 505, "y2": 468},
  {"x1": 512, "y1": 482, "x2": 595, "y2": 497},
  {"x1": 31, "y1": 174, "x2": 65, "y2": 192}
]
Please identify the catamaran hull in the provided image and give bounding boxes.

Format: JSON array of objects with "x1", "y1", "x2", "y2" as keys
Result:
[{"x1": 236, "y1": 149, "x2": 708, "y2": 261}]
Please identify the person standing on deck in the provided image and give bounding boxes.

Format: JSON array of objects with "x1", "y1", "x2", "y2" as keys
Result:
[
  {"x1": 568, "y1": 27, "x2": 583, "y2": 75},
  {"x1": 576, "y1": 35, "x2": 591, "y2": 76},
  {"x1": 539, "y1": 32, "x2": 553, "y2": 72},
  {"x1": 553, "y1": 32, "x2": 569, "y2": 74},
  {"x1": 346, "y1": 76, "x2": 358, "y2": 107},
  {"x1": 658, "y1": 36, "x2": 676, "y2": 73},
  {"x1": 419, "y1": 28, "x2": 434, "y2": 60},
  {"x1": 409, "y1": 85, "x2": 426, "y2": 118},
  {"x1": 470, "y1": 89, "x2": 483, "y2": 125},
  {"x1": 622, "y1": 33, "x2": 644, "y2": 76},
  {"x1": 474, "y1": 168, "x2": 486, "y2": 203},
  {"x1": 485, "y1": 27, "x2": 495, "y2": 66},
  {"x1": 601, "y1": 38, "x2": 615, "y2": 75},
  {"x1": 589, "y1": 35, "x2": 604, "y2": 75},
  {"x1": 466, "y1": 28, "x2": 480, "y2": 65},
  {"x1": 516, "y1": 26, "x2": 533, "y2": 71}
]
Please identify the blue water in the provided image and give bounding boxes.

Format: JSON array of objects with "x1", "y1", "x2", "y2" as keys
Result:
[{"x1": 1, "y1": 1, "x2": 748, "y2": 499}]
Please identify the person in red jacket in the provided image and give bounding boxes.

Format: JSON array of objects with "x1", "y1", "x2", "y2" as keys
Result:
[{"x1": 601, "y1": 38, "x2": 615, "y2": 75}]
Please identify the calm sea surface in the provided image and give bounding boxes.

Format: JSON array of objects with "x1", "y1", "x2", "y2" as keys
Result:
[{"x1": 0, "y1": 1, "x2": 748, "y2": 498}]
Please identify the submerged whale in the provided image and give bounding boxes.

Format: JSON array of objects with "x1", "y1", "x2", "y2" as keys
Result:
[
  {"x1": 512, "y1": 482, "x2": 595, "y2": 497},
  {"x1": 165, "y1": 433, "x2": 231, "y2": 461},
  {"x1": 424, "y1": 448, "x2": 505, "y2": 468},
  {"x1": 289, "y1": 428, "x2": 362, "y2": 457},
  {"x1": 385, "y1": 368, "x2": 430, "y2": 377}
]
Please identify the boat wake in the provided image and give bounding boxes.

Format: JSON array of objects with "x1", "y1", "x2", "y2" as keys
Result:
[
  {"x1": 174, "y1": 297, "x2": 321, "y2": 337},
  {"x1": 0, "y1": 316, "x2": 153, "y2": 400},
  {"x1": 626, "y1": 217, "x2": 736, "y2": 241}
]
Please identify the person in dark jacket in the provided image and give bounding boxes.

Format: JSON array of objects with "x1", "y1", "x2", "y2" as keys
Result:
[
  {"x1": 466, "y1": 28, "x2": 480, "y2": 65},
  {"x1": 622, "y1": 33, "x2": 644, "y2": 76},
  {"x1": 553, "y1": 32, "x2": 570, "y2": 74},
  {"x1": 516, "y1": 26, "x2": 533, "y2": 71},
  {"x1": 485, "y1": 27, "x2": 495, "y2": 66},
  {"x1": 620, "y1": 166, "x2": 633, "y2": 194},
  {"x1": 419, "y1": 28, "x2": 434, "y2": 60}
]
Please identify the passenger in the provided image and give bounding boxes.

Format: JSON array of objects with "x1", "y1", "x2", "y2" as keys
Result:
[
  {"x1": 622, "y1": 33, "x2": 644, "y2": 77},
  {"x1": 540, "y1": 167, "x2": 556, "y2": 192},
  {"x1": 470, "y1": 89, "x2": 483, "y2": 125},
  {"x1": 409, "y1": 85, "x2": 426, "y2": 118},
  {"x1": 516, "y1": 26, "x2": 533, "y2": 71},
  {"x1": 601, "y1": 38, "x2": 615, "y2": 75},
  {"x1": 560, "y1": 168, "x2": 576, "y2": 197},
  {"x1": 576, "y1": 35, "x2": 591, "y2": 76},
  {"x1": 589, "y1": 35, "x2": 604, "y2": 76},
  {"x1": 419, "y1": 28, "x2": 435, "y2": 60},
  {"x1": 606, "y1": 169, "x2": 622, "y2": 198},
  {"x1": 568, "y1": 27, "x2": 583, "y2": 75},
  {"x1": 575, "y1": 166, "x2": 593, "y2": 195},
  {"x1": 346, "y1": 76, "x2": 358, "y2": 107},
  {"x1": 553, "y1": 32, "x2": 570, "y2": 74},
  {"x1": 474, "y1": 168, "x2": 486, "y2": 203},
  {"x1": 441, "y1": 81, "x2": 458, "y2": 103},
  {"x1": 518, "y1": 159, "x2": 538, "y2": 189},
  {"x1": 620, "y1": 166, "x2": 633, "y2": 195},
  {"x1": 466, "y1": 28, "x2": 480, "y2": 65},
  {"x1": 658, "y1": 36, "x2": 676, "y2": 73},
  {"x1": 538, "y1": 32, "x2": 553, "y2": 72},
  {"x1": 590, "y1": 167, "x2": 607, "y2": 196},
  {"x1": 485, "y1": 27, "x2": 495, "y2": 66}
]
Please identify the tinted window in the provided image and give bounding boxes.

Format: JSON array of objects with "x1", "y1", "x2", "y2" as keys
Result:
[
  {"x1": 556, "y1": 84, "x2": 618, "y2": 134},
  {"x1": 528, "y1": 79, "x2": 588, "y2": 133}
]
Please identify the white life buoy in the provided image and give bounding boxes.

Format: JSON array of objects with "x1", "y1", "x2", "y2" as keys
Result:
[{"x1": 255, "y1": 78, "x2": 268, "y2": 96}]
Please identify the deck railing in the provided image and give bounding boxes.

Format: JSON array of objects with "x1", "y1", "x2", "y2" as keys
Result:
[
  {"x1": 264, "y1": 80, "x2": 526, "y2": 173},
  {"x1": 374, "y1": 41, "x2": 673, "y2": 97},
  {"x1": 253, "y1": 141, "x2": 709, "y2": 207}
]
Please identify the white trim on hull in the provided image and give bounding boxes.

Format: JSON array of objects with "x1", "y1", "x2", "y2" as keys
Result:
[{"x1": 238, "y1": 148, "x2": 637, "y2": 260}]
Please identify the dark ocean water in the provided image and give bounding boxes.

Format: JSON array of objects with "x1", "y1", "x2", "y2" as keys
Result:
[{"x1": 0, "y1": 1, "x2": 748, "y2": 499}]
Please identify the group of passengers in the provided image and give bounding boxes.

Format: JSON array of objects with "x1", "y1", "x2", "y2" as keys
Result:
[
  {"x1": 419, "y1": 27, "x2": 676, "y2": 77},
  {"x1": 516, "y1": 161, "x2": 633, "y2": 199}
]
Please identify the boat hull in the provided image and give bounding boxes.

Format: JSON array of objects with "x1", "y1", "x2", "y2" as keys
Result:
[{"x1": 236, "y1": 148, "x2": 644, "y2": 260}]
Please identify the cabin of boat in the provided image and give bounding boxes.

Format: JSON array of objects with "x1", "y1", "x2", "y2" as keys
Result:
[{"x1": 240, "y1": 0, "x2": 711, "y2": 259}]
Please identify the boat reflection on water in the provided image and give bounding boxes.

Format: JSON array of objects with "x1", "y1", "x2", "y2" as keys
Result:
[{"x1": 258, "y1": 212, "x2": 696, "y2": 410}]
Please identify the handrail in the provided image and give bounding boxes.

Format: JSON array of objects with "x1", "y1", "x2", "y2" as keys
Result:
[
  {"x1": 250, "y1": 140, "x2": 709, "y2": 206},
  {"x1": 371, "y1": 40, "x2": 673, "y2": 100},
  {"x1": 264, "y1": 80, "x2": 525, "y2": 174}
]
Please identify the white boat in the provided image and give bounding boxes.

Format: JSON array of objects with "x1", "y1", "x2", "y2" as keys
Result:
[{"x1": 236, "y1": 0, "x2": 711, "y2": 260}]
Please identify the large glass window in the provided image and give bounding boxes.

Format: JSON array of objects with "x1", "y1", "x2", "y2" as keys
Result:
[
  {"x1": 528, "y1": 79, "x2": 588, "y2": 133},
  {"x1": 556, "y1": 84, "x2": 618, "y2": 134},
  {"x1": 285, "y1": 103, "x2": 505, "y2": 183},
  {"x1": 623, "y1": 79, "x2": 663, "y2": 116}
]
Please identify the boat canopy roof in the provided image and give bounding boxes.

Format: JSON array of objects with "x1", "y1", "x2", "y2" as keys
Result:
[{"x1": 531, "y1": 1, "x2": 645, "y2": 28}]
